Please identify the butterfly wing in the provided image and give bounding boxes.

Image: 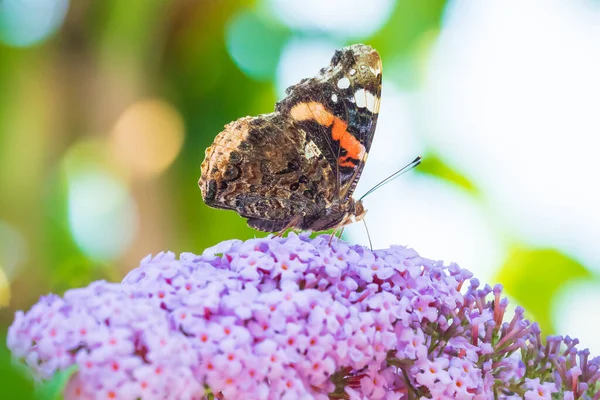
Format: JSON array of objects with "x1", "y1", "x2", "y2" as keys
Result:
[
  {"x1": 276, "y1": 44, "x2": 382, "y2": 201},
  {"x1": 199, "y1": 44, "x2": 382, "y2": 232}
]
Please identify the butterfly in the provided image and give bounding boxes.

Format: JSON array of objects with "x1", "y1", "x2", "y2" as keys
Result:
[{"x1": 199, "y1": 44, "x2": 385, "y2": 233}]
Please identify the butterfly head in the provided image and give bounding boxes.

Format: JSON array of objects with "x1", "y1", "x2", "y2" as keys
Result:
[{"x1": 339, "y1": 197, "x2": 367, "y2": 227}]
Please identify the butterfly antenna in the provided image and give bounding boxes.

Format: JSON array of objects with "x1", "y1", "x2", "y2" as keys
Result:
[
  {"x1": 362, "y1": 217, "x2": 373, "y2": 251},
  {"x1": 358, "y1": 156, "x2": 422, "y2": 201}
]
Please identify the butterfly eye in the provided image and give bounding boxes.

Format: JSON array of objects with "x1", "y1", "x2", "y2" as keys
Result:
[{"x1": 289, "y1": 183, "x2": 300, "y2": 191}]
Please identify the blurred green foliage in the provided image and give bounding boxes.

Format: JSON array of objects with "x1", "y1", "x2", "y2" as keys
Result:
[
  {"x1": 496, "y1": 248, "x2": 591, "y2": 335},
  {"x1": 36, "y1": 365, "x2": 78, "y2": 400},
  {"x1": 0, "y1": 333, "x2": 36, "y2": 399},
  {"x1": 417, "y1": 152, "x2": 478, "y2": 194}
]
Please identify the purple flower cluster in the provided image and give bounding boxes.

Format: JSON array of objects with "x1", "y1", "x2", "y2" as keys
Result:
[{"x1": 7, "y1": 233, "x2": 600, "y2": 399}]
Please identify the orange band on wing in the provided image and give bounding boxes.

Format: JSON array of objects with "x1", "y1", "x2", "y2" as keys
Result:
[
  {"x1": 290, "y1": 102, "x2": 334, "y2": 126},
  {"x1": 331, "y1": 118, "x2": 364, "y2": 162},
  {"x1": 290, "y1": 101, "x2": 365, "y2": 165}
]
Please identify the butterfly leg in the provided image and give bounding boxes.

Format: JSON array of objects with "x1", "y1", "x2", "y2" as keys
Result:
[
  {"x1": 328, "y1": 229, "x2": 337, "y2": 245},
  {"x1": 328, "y1": 226, "x2": 345, "y2": 245},
  {"x1": 274, "y1": 216, "x2": 302, "y2": 238}
]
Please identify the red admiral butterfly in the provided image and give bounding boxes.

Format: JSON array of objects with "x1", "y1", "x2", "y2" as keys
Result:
[{"x1": 200, "y1": 44, "x2": 409, "y2": 233}]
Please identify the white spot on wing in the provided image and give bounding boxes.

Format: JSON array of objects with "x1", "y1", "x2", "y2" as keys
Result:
[
  {"x1": 305, "y1": 141, "x2": 321, "y2": 159},
  {"x1": 331, "y1": 93, "x2": 338, "y2": 102},
  {"x1": 337, "y1": 77, "x2": 350, "y2": 89},
  {"x1": 365, "y1": 91, "x2": 377, "y2": 112},
  {"x1": 354, "y1": 88, "x2": 379, "y2": 113},
  {"x1": 370, "y1": 66, "x2": 381, "y2": 76},
  {"x1": 355, "y1": 89, "x2": 367, "y2": 108}
]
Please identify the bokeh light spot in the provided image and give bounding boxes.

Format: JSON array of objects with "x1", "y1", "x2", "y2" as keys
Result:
[
  {"x1": 67, "y1": 168, "x2": 138, "y2": 262},
  {"x1": 266, "y1": 0, "x2": 396, "y2": 39},
  {"x1": 0, "y1": 221, "x2": 28, "y2": 281},
  {"x1": 63, "y1": 138, "x2": 137, "y2": 262},
  {"x1": 553, "y1": 280, "x2": 600, "y2": 354},
  {"x1": 110, "y1": 99, "x2": 185, "y2": 179},
  {"x1": 0, "y1": 0, "x2": 69, "y2": 47},
  {"x1": 226, "y1": 9, "x2": 289, "y2": 81}
]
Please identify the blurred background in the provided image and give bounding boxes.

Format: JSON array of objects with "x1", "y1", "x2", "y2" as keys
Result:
[{"x1": 2, "y1": 0, "x2": 600, "y2": 392}]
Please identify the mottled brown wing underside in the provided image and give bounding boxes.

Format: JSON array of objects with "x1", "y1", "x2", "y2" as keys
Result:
[{"x1": 199, "y1": 114, "x2": 337, "y2": 230}]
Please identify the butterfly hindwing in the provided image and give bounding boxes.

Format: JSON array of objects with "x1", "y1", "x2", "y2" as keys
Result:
[{"x1": 200, "y1": 113, "x2": 336, "y2": 228}]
